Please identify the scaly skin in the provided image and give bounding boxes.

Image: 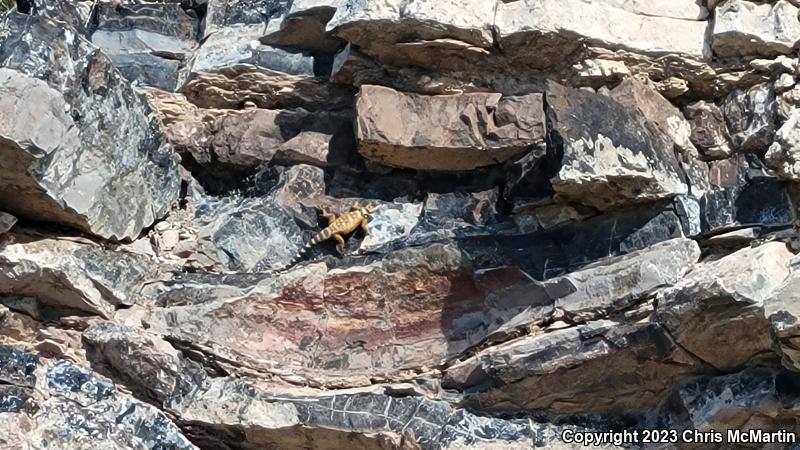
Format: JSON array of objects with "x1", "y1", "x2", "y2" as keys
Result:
[{"x1": 272, "y1": 202, "x2": 379, "y2": 273}]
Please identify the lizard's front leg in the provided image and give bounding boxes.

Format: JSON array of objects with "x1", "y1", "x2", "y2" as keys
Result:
[
  {"x1": 332, "y1": 233, "x2": 346, "y2": 255},
  {"x1": 360, "y1": 218, "x2": 370, "y2": 235}
]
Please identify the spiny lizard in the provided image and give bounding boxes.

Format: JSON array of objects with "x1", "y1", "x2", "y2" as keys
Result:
[{"x1": 268, "y1": 201, "x2": 380, "y2": 273}]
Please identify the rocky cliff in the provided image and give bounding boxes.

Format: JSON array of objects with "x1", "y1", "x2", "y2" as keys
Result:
[{"x1": 2, "y1": 0, "x2": 800, "y2": 449}]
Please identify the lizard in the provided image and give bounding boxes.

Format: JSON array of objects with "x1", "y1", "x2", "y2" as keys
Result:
[{"x1": 264, "y1": 201, "x2": 380, "y2": 273}]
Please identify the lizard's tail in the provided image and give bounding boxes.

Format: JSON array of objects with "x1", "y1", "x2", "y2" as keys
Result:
[{"x1": 261, "y1": 238, "x2": 319, "y2": 274}]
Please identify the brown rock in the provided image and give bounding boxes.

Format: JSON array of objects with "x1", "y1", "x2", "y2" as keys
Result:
[
  {"x1": 355, "y1": 85, "x2": 545, "y2": 171},
  {"x1": 684, "y1": 100, "x2": 733, "y2": 160}
]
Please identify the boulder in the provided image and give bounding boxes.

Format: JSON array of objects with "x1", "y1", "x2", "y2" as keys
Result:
[
  {"x1": 327, "y1": 0, "x2": 496, "y2": 71},
  {"x1": 0, "y1": 233, "x2": 156, "y2": 318},
  {"x1": 0, "y1": 346, "x2": 198, "y2": 450},
  {"x1": 684, "y1": 100, "x2": 733, "y2": 159},
  {"x1": 0, "y1": 212, "x2": 15, "y2": 235},
  {"x1": 766, "y1": 266, "x2": 800, "y2": 372},
  {"x1": 457, "y1": 320, "x2": 704, "y2": 414},
  {"x1": 261, "y1": 0, "x2": 345, "y2": 53},
  {"x1": 0, "y1": 13, "x2": 180, "y2": 241},
  {"x1": 713, "y1": 0, "x2": 800, "y2": 58},
  {"x1": 14, "y1": 0, "x2": 91, "y2": 36},
  {"x1": 132, "y1": 243, "x2": 553, "y2": 385},
  {"x1": 544, "y1": 238, "x2": 700, "y2": 321},
  {"x1": 202, "y1": 0, "x2": 290, "y2": 37},
  {"x1": 546, "y1": 82, "x2": 687, "y2": 210},
  {"x1": 91, "y1": 3, "x2": 198, "y2": 57},
  {"x1": 656, "y1": 242, "x2": 793, "y2": 371},
  {"x1": 701, "y1": 155, "x2": 792, "y2": 233},
  {"x1": 674, "y1": 369, "x2": 800, "y2": 433},
  {"x1": 608, "y1": 77, "x2": 696, "y2": 155},
  {"x1": 722, "y1": 83, "x2": 777, "y2": 152},
  {"x1": 496, "y1": 0, "x2": 710, "y2": 68},
  {"x1": 355, "y1": 85, "x2": 545, "y2": 171},
  {"x1": 766, "y1": 108, "x2": 800, "y2": 180}
]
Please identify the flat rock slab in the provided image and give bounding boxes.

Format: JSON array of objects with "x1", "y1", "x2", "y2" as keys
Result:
[
  {"x1": 0, "y1": 345, "x2": 197, "y2": 450},
  {"x1": 0, "y1": 13, "x2": 180, "y2": 241},
  {"x1": 91, "y1": 3, "x2": 199, "y2": 57},
  {"x1": 355, "y1": 85, "x2": 545, "y2": 171},
  {"x1": 713, "y1": 0, "x2": 800, "y2": 58},
  {"x1": 496, "y1": 0, "x2": 710, "y2": 67},
  {"x1": 656, "y1": 242, "x2": 793, "y2": 371},
  {"x1": 0, "y1": 233, "x2": 155, "y2": 318},
  {"x1": 546, "y1": 82, "x2": 687, "y2": 210}
]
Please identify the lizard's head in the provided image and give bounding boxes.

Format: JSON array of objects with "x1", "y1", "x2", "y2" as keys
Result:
[{"x1": 360, "y1": 203, "x2": 381, "y2": 217}]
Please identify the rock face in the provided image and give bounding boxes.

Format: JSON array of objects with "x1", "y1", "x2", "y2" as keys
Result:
[
  {"x1": 546, "y1": 82, "x2": 687, "y2": 210},
  {"x1": 713, "y1": 0, "x2": 800, "y2": 58},
  {"x1": 355, "y1": 85, "x2": 545, "y2": 171},
  {"x1": 0, "y1": 12, "x2": 180, "y2": 241},
  {"x1": 6, "y1": 1, "x2": 800, "y2": 449}
]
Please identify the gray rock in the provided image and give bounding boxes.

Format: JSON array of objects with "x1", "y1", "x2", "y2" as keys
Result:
[
  {"x1": 192, "y1": 196, "x2": 304, "y2": 272},
  {"x1": 609, "y1": 78, "x2": 697, "y2": 156},
  {"x1": 766, "y1": 266, "x2": 800, "y2": 371},
  {"x1": 91, "y1": 3, "x2": 198, "y2": 57},
  {"x1": 546, "y1": 81, "x2": 687, "y2": 210},
  {"x1": 261, "y1": 0, "x2": 345, "y2": 53},
  {"x1": 181, "y1": 24, "x2": 352, "y2": 109},
  {"x1": 656, "y1": 242, "x2": 793, "y2": 371},
  {"x1": 701, "y1": 155, "x2": 792, "y2": 233},
  {"x1": 202, "y1": 0, "x2": 290, "y2": 37},
  {"x1": 0, "y1": 345, "x2": 198, "y2": 450},
  {"x1": 357, "y1": 201, "x2": 423, "y2": 253},
  {"x1": 0, "y1": 13, "x2": 180, "y2": 241},
  {"x1": 0, "y1": 233, "x2": 156, "y2": 318},
  {"x1": 545, "y1": 238, "x2": 700, "y2": 321},
  {"x1": 766, "y1": 108, "x2": 800, "y2": 181},
  {"x1": 355, "y1": 85, "x2": 545, "y2": 171},
  {"x1": 0, "y1": 212, "x2": 15, "y2": 235},
  {"x1": 458, "y1": 320, "x2": 703, "y2": 414},
  {"x1": 109, "y1": 52, "x2": 180, "y2": 90},
  {"x1": 722, "y1": 83, "x2": 777, "y2": 152},
  {"x1": 684, "y1": 100, "x2": 733, "y2": 160},
  {"x1": 15, "y1": 0, "x2": 91, "y2": 36},
  {"x1": 713, "y1": 0, "x2": 800, "y2": 58},
  {"x1": 496, "y1": 0, "x2": 710, "y2": 68},
  {"x1": 675, "y1": 369, "x2": 800, "y2": 433}
]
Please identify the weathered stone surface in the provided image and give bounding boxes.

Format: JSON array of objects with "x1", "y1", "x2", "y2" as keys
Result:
[
  {"x1": 0, "y1": 233, "x2": 155, "y2": 318},
  {"x1": 766, "y1": 108, "x2": 800, "y2": 181},
  {"x1": 15, "y1": 0, "x2": 91, "y2": 36},
  {"x1": 202, "y1": 0, "x2": 290, "y2": 37},
  {"x1": 261, "y1": 0, "x2": 345, "y2": 53},
  {"x1": 544, "y1": 238, "x2": 700, "y2": 321},
  {"x1": 0, "y1": 13, "x2": 180, "y2": 241},
  {"x1": 457, "y1": 320, "x2": 704, "y2": 415},
  {"x1": 656, "y1": 243, "x2": 793, "y2": 371},
  {"x1": 674, "y1": 369, "x2": 800, "y2": 434},
  {"x1": 181, "y1": 23, "x2": 352, "y2": 109},
  {"x1": 684, "y1": 100, "x2": 733, "y2": 159},
  {"x1": 700, "y1": 155, "x2": 792, "y2": 233},
  {"x1": 0, "y1": 212, "x2": 15, "y2": 235},
  {"x1": 327, "y1": 0, "x2": 496, "y2": 73},
  {"x1": 722, "y1": 82, "x2": 777, "y2": 152},
  {"x1": 91, "y1": 3, "x2": 198, "y2": 57},
  {"x1": 609, "y1": 77, "x2": 696, "y2": 155},
  {"x1": 356, "y1": 85, "x2": 545, "y2": 171},
  {"x1": 713, "y1": 0, "x2": 800, "y2": 58},
  {"x1": 0, "y1": 345, "x2": 197, "y2": 450},
  {"x1": 109, "y1": 52, "x2": 181, "y2": 90},
  {"x1": 546, "y1": 82, "x2": 687, "y2": 210},
  {"x1": 131, "y1": 243, "x2": 552, "y2": 385},
  {"x1": 496, "y1": 0, "x2": 710, "y2": 67}
]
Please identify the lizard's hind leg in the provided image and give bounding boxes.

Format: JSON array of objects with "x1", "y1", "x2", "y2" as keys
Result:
[
  {"x1": 321, "y1": 211, "x2": 337, "y2": 225},
  {"x1": 333, "y1": 233, "x2": 346, "y2": 255}
]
